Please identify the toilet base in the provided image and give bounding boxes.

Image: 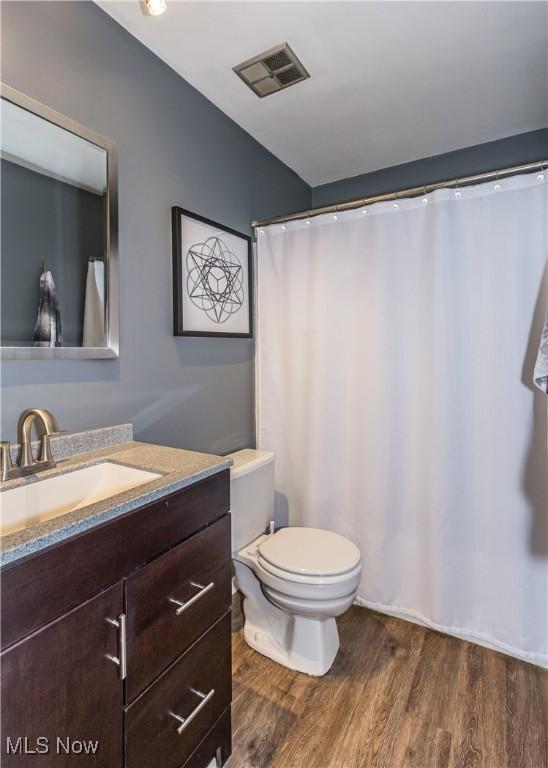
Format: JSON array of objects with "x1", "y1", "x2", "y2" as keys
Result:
[
  {"x1": 234, "y1": 560, "x2": 340, "y2": 676},
  {"x1": 243, "y1": 610, "x2": 339, "y2": 677}
]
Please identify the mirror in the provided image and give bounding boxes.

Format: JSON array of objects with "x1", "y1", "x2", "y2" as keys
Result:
[{"x1": 0, "y1": 85, "x2": 118, "y2": 359}]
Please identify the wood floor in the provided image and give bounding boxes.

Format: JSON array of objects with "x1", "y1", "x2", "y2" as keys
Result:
[{"x1": 228, "y1": 598, "x2": 547, "y2": 768}]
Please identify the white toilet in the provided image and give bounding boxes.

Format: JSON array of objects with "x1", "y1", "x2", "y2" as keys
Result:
[{"x1": 228, "y1": 448, "x2": 362, "y2": 676}]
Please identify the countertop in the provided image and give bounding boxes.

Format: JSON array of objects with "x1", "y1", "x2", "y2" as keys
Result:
[{"x1": 0, "y1": 441, "x2": 232, "y2": 567}]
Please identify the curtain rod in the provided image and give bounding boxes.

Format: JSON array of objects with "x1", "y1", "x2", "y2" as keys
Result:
[{"x1": 251, "y1": 159, "x2": 547, "y2": 228}]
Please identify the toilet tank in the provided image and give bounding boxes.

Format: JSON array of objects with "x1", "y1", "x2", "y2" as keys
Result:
[{"x1": 227, "y1": 449, "x2": 275, "y2": 552}]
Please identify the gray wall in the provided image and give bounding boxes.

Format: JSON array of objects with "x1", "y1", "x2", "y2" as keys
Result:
[
  {"x1": 1, "y1": 159, "x2": 104, "y2": 346},
  {"x1": 0, "y1": 1, "x2": 310, "y2": 451},
  {"x1": 312, "y1": 129, "x2": 548, "y2": 208}
]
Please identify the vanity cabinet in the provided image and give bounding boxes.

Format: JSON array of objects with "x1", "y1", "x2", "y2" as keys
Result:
[{"x1": 0, "y1": 470, "x2": 232, "y2": 768}]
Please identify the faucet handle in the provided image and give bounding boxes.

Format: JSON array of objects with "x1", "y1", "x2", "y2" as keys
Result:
[
  {"x1": 0, "y1": 441, "x2": 13, "y2": 481},
  {"x1": 38, "y1": 434, "x2": 54, "y2": 464}
]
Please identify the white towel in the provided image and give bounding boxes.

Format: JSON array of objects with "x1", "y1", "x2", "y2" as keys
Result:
[
  {"x1": 533, "y1": 311, "x2": 548, "y2": 393},
  {"x1": 83, "y1": 260, "x2": 105, "y2": 347}
]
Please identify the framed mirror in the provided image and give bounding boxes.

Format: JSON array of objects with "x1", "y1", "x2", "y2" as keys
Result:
[{"x1": 0, "y1": 84, "x2": 118, "y2": 359}]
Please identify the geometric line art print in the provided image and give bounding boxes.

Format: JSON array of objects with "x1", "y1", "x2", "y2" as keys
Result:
[{"x1": 186, "y1": 236, "x2": 244, "y2": 324}]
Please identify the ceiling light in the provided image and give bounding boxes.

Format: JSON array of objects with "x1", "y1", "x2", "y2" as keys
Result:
[
  {"x1": 538, "y1": 172, "x2": 545, "y2": 181},
  {"x1": 145, "y1": 0, "x2": 167, "y2": 16},
  {"x1": 454, "y1": 190, "x2": 461, "y2": 199}
]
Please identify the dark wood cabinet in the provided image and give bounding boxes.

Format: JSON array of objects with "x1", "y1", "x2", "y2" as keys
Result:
[
  {"x1": 0, "y1": 471, "x2": 232, "y2": 768},
  {"x1": 1, "y1": 583, "x2": 124, "y2": 767}
]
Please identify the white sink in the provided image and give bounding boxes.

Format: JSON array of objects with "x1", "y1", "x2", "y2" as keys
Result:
[{"x1": 0, "y1": 461, "x2": 162, "y2": 537}]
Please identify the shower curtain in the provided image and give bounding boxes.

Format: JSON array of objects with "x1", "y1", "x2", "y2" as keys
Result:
[{"x1": 256, "y1": 172, "x2": 548, "y2": 666}]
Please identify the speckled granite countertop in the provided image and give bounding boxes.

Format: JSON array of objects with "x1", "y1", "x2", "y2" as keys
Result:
[{"x1": 0, "y1": 441, "x2": 232, "y2": 567}]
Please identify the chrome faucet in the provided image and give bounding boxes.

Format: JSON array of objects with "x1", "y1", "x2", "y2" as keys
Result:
[{"x1": 1, "y1": 408, "x2": 59, "y2": 481}]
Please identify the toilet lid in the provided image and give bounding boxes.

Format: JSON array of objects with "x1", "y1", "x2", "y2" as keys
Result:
[{"x1": 258, "y1": 527, "x2": 361, "y2": 577}]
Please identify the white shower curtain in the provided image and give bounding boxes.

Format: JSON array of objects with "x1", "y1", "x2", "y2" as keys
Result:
[{"x1": 256, "y1": 172, "x2": 548, "y2": 666}]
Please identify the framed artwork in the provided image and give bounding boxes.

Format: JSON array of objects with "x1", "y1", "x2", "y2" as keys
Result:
[{"x1": 172, "y1": 207, "x2": 253, "y2": 338}]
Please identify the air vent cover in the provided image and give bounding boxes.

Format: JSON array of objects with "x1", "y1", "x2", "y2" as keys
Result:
[{"x1": 233, "y1": 43, "x2": 310, "y2": 98}]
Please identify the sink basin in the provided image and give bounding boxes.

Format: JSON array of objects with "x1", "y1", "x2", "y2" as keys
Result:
[{"x1": 0, "y1": 461, "x2": 162, "y2": 537}]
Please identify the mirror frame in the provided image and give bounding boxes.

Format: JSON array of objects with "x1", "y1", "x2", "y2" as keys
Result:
[{"x1": 1, "y1": 83, "x2": 119, "y2": 360}]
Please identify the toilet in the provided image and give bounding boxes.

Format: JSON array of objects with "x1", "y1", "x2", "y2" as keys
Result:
[{"x1": 228, "y1": 448, "x2": 362, "y2": 676}]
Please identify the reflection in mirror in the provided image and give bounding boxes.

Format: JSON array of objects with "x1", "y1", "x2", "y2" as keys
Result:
[{"x1": 0, "y1": 87, "x2": 117, "y2": 358}]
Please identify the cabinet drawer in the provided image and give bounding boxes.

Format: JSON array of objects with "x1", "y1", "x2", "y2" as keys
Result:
[
  {"x1": 125, "y1": 514, "x2": 231, "y2": 701},
  {"x1": 125, "y1": 612, "x2": 231, "y2": 768}
]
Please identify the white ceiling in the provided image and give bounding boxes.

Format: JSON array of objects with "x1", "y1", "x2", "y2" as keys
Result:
[{"x1": 97, "y1": 1, "x2": 548, "y2": 187}]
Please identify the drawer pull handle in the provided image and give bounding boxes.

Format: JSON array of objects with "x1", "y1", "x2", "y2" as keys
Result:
[
  {"x1": 169, "y1": 688, "x2": 215, "y2": 735},
  {"x1": 169, "y1": 582, "x2": 214, "y2": 616},
  {"x1": 105, "y1": 614, "x2": 127, "y2": 680}
]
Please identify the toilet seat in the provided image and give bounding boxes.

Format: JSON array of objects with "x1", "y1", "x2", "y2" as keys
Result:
[
  {"x1": 236, "y1": 530, "x2": 362, "y2": 603},
  {"x1": 257, "y1": 554, "x2": 362, "y2": 587},
  {"x1": 258, "y1": 527, "x2": 361, "y2": 578},
  {"x1": 258, "y1": 559, "x2": 362, "y2": 603}
]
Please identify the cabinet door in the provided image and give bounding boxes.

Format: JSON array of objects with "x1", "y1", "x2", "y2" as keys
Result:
[{"x1": 1, "y1": 582, "x2": 124, "y2": 767}]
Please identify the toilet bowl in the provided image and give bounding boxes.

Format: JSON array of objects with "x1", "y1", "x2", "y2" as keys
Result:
[{"x1": 229, "y1": 450, "x2": 362, "y2": 676}]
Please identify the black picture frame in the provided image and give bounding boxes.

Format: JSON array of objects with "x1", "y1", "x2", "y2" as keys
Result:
[{"x1": 171, "y1": 206, "x2": 253, "y2": 338}]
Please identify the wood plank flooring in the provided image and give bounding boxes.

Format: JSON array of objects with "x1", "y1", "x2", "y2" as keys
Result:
[{"x1": 228, "y1": 597, "x2": 547, "y2": 768}]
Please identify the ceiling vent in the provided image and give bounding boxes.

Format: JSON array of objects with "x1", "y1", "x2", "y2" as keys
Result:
[{"x1": 233, "y1": 43, "x2": 310, "y2": 98}]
